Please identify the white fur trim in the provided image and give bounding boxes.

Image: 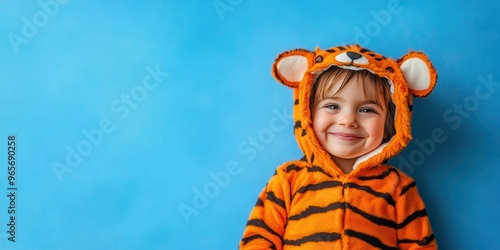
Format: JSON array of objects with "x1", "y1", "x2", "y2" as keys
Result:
[
  {"x1": 352, "y1": 142, "x2": 389, "y2": 170},
  {"x1": 400, "y1": 58, "x2": 431, "y2": 91},
  {"x1": 277, "y1": 55, "x2": 308, "y2": 82},
  {"x1": 339, "y1": 65, "x2": 363, "y2": 71}
]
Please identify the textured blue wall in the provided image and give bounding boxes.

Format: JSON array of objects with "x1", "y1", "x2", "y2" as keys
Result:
[{"x1": 0, "y1": 1, "x2": 498, "y2": 249}]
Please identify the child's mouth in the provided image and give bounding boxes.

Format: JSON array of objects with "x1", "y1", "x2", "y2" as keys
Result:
[{"x1": 330, "y1": 132, "x2": 363, "y2": 141}]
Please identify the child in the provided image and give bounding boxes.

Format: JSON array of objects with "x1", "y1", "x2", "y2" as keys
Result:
[{"x1": 239, "y1": 44, "x2": 437, "y2": 249}]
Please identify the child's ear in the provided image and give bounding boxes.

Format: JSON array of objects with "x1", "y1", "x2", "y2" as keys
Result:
[
  {"x1": 272, "y1": 49, "x2": 314, "y2": 88},
  {"x1": 398, "y1": 51, "x2": 438, "y2": 97}
]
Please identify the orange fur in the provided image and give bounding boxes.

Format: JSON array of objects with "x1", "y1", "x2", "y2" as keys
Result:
[{"x1": 240, "y1": 45, "x2": 437, "y2": 249}]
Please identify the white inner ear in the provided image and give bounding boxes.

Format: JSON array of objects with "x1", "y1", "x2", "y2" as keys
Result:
[
  {"x1": 277, "y1": 55, "x2": 308, "y2": 83},
  {"x1": 400, "y1": 58, "x2": 431, "y2": 91}
]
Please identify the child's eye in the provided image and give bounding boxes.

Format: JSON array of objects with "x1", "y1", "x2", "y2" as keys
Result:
[
  {"x1": 324, "y1": 104, "x2": 340, "y2": 110},
  {"x1": 360, "y1": 107, "x2": 377, "y2": 113}
]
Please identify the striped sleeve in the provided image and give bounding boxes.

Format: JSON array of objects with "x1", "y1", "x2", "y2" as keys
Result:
[
  {"x1": 240, "y1": 167, "x2": 291, "y2": 250},
  {"x1": 396, "y1": 177, "x2": 438, "y2": 249}
]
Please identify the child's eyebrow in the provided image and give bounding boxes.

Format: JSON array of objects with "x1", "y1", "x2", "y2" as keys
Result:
[
  {"x1": 363, "y1": 100, "x2": 381, "y2": 106},
  {"x1": 323, "y1": 96, "x2": 344, "y2": 101}
]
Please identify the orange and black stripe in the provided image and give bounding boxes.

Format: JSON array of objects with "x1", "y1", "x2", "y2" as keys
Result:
[{"x1": 240, "y1": 162, "x2": 436, "y2": 249}]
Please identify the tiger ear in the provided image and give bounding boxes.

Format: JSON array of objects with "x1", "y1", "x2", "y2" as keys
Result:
[
  {"x1": 272, "y1": 49, "x2": 314, "y2": 88},
  {"x1": 398, "y1": 51, "x2": 438, "y2": 97}
]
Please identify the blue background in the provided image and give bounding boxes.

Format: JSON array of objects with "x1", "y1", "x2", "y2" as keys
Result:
[{"x1": 0, "y1": 0, "x2": 499, "y2": 249}]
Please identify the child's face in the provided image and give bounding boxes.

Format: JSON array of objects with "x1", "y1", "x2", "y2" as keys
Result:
[{"x1": 312, "y1": 75, "x2": 387, "y2": 162}]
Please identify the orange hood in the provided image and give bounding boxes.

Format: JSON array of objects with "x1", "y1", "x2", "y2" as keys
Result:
[{"x1": 272, "y1": 44, "x2": 437, "y2": 175}]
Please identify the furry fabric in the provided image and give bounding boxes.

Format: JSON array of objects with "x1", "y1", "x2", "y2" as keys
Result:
[{"x1": 240, "y1": 44, "x2": 437, "y2": 249}]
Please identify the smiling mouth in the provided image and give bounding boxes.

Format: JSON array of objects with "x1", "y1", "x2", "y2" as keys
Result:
[{"x1": 330, "y1": 132, "x2": 363, "y2": 141}]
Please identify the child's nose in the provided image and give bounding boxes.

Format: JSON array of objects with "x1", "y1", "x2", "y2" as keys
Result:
[{"x1": 338, "y1": 112, "x2": 358, "y2": 128}]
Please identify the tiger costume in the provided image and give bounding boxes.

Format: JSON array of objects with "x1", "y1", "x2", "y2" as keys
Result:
[{"x1": 239, "y1": 44, "x2": 438, "y2": 249}]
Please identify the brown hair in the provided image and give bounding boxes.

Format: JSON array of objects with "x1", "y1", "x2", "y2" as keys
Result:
[{"x1": 310, "y1": 66, "x2": 396, "y2": 142}]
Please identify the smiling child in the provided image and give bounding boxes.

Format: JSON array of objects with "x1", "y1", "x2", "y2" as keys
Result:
[{"x1": 239, "y1": 44, "x2": 438, "y2": 249}]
